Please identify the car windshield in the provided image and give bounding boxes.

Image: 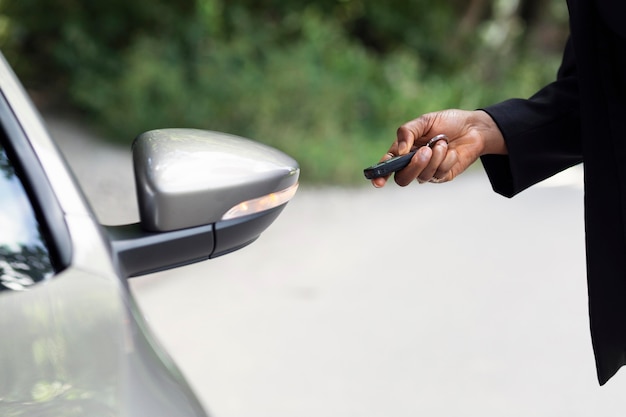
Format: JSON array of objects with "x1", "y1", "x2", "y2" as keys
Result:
[{"x1": 0, "y1": 140, "x2": 54, "y2": 291}]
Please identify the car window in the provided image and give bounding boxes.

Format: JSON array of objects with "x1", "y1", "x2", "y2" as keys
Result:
[{"x1": 0, "y1": 140, "x2": 54, "y2": 291}]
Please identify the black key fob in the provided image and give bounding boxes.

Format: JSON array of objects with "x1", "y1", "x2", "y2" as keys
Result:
[
  {"x1": 363, "y1": 151, "x2": 416, "y2": 180},
  {"x1": 363, "y1": 134, "x2": 448, "y2": 180}
]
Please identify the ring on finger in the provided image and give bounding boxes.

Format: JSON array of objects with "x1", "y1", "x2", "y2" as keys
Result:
[{"x1": 426, "y1": 134, "x2": 449, "y2": 148}]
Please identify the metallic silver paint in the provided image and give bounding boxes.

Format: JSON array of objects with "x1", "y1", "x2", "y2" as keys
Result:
[
  {"x1": 133, "y1": 129, "x2": 299, "y2": 231},
  {"x1": 0, "y1": 54, "x2": 209, "y2": 416}
]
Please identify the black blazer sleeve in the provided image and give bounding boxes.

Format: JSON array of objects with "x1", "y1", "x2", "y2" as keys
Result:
[{"x1": 479, "y1": 37, "x2": 584, "y2": 197}]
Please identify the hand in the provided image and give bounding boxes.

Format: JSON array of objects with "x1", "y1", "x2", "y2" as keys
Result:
[{"x1": 371, "y1": 109, "x2": 507, "y2": 187}]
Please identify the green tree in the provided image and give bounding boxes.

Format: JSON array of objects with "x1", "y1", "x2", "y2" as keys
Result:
[{"x1": 0, "y1": 0, "x2": 569, "y2": 184}]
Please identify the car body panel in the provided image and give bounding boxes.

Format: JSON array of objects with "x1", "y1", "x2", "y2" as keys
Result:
[
  {"x1": 0, "y1": 54, "x2": 211, "y2": 416},
  {"x1": 0, "y1": 265, "x2": 208, "y2": 416}
]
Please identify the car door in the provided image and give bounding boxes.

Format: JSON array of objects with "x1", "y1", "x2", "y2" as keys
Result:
[{"x1": 0, "y1": 55, "x2": 211, "y2": 417}]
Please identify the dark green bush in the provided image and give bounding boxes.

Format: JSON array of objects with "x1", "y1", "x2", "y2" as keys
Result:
[{"x1": 0, "y1": 0, "x2": 567, "y2": 184}]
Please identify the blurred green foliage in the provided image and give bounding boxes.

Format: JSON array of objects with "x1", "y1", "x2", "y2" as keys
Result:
[{"x1": 0, "y1": 0, "x2": 568, "y2": 184}]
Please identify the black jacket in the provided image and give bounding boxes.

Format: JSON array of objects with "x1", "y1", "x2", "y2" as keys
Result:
[{"x1": 480, "y1": 0, "x2": 626, "y2": 385}]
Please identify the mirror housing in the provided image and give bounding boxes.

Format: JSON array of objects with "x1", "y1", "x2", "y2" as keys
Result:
[{"x1": 106, "y1": 129, "x2": 299, "y2": 278}]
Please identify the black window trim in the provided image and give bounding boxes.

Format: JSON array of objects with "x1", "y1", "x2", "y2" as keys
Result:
[{"x1": 0, "y1": 92, "x2": 72, "y2": 272}]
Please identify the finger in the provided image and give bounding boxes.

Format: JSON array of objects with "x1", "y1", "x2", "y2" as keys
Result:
[
  {"x1": 396, "y1": 121, "x2": 422, "y2": 155},
  {"x1": 431, "y1": 148, "x2": 459, "y2": 182},
  {"x1": 371, "y1": 177, "x2": 387, "y2": 188},
  {"x1": 394, "y1": 145, "x2": 432, "y2": 186},
  {"x1": 397, "y1": 118, "x2": 430, "y2": 155},
  {"x1": 417, "y1": 139, "x2": 448, "y2": 182}
]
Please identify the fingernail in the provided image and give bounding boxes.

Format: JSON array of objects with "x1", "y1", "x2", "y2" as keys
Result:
[
  {"x1": 398, "y1": 142, "x2": 408, "y2": 154},
  {"x1": 418, "y1": 146, "x2": 431, "y2": 161}
]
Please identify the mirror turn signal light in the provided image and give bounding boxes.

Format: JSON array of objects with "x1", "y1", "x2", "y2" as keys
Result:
[{"x1": 221, "y1": 182, "x2": 299, "y2": 221}]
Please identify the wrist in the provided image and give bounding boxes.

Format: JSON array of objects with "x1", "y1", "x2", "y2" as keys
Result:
[{"x1": 471, "y1": 110, "x2": 507, "y2": 155}]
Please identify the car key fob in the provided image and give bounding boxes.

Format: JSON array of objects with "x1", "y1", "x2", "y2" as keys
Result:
[
  {"x1": 363, "y1": 134, "x2": 448, "y2": 180},
  {"x1": 363, "y1": 151, "x2": 416, "y2": 180}
]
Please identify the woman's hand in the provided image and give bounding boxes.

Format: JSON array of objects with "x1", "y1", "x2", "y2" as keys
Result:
[{"x1": 371, "y1": 109, "x2": 507, "y2": 188}]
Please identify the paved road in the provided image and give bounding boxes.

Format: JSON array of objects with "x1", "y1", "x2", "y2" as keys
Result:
[{"x1": 47, "y1": 115, "x2": 626, "y2": 417}]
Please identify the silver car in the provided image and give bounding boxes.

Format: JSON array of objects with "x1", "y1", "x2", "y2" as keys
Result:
[{"x1": 0, "y1": 52, "x2": 299, "y2": 416}]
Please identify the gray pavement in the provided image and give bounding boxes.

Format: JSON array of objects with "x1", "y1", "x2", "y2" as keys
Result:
[{"x1": 47, "y1": 114, "x2": 626, "y2": 417}]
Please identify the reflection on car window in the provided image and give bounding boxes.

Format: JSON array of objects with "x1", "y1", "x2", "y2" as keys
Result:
[{"x1": 0, "y1": 141, "x2": 54, "y2": 291}]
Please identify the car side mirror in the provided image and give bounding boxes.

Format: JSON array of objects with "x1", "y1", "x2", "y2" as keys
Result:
[{"x1": 106, "y1": 129, "x2": 299, "y2": 278}]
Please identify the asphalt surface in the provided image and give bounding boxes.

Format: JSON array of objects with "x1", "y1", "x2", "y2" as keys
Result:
[{"x1": 47, "y1": 114, "x2": 626, "y2": 417}]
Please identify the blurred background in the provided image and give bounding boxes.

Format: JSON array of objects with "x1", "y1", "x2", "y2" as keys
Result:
[
  {"x1": 0, "y1": 0, "x2": 568, "y2": 184},
  {"x1": 7, "y1": 1, "x2": 624, "y2": 417}
]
